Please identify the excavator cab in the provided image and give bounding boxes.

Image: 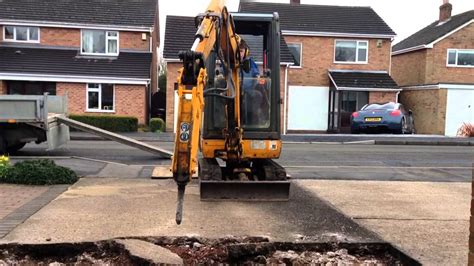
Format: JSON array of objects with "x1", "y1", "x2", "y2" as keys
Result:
[{"x1": 199, "y1": 13, "x2": 289, "y2": 201}]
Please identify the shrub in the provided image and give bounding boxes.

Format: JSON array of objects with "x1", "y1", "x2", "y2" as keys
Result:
[
  {"x1": 149, "y1": 118, "x2": 166, "y2": 132},
  {"x1": 0, "y1": 155, "x2": 9, "y2": 178},
  {"x1": 69, "y1": 115, "x2": 138, "y2": 132},
  {"x1": 0, "y1": 159, "x2": 78, "y2": 185},
  {"x1": 457, "y1": 123, "x2": 474, "y2": 137}
]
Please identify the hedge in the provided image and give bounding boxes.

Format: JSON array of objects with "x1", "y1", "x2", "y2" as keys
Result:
[
  {"x1": 149, "y1": 118, "x2": 165, "y2": 132},
  {"x1": 69, "y1": 115, "x2": 138, "y2": 132},
  {"x1": 0, "y1": 159, "x2": 78, "y2": 185}
]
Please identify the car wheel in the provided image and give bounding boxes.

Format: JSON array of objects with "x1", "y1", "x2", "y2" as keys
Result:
[{"x1": 396, "y1": 119, "x2": 407, "y2": 134}]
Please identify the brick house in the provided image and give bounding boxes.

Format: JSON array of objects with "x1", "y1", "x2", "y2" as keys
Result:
[
  {"x1": 162, "y1": 15, "x2": 295, "y2": 132},
  {"x1": 0, "y1": 0, "x2": 159, "y2": 124},
  {"x1": 239, "y1": 1, "x2": 399, "y2": 133},
  {"x1": 162, "y1": 1, "x2": 398, "y2": 134},
  {"x1": 392, "y1": 2, "x2": 473, "y2": 136}
]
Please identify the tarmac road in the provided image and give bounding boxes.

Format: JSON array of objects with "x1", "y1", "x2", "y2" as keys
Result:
[{"x1": 12, "y1": 140, "x2": 473, "y2": 182}]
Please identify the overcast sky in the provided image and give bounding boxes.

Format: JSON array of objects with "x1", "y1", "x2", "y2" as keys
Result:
[{"x1": 159, "y1": 0, "x2": 473, "y2": 48}]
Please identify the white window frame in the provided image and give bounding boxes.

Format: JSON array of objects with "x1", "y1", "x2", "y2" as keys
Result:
[
  {"x1": 287, "y1": 42, "x2": 303, "y2": 68},
  {"x1": 446, "y1": 49, "x2": 474, "y2": 68},
  {"x1": 3, "y1": 26, "x2": 40, "y2": 43},
  {"x1": 334, "y1": 39, "x2": 369, "y2": 64},
  {"x1": 80, "y1": 29, "x2": 120, "y2": 56},
  {"x1": 85, "y1": 83, "x2": 115, "y2": 112}
]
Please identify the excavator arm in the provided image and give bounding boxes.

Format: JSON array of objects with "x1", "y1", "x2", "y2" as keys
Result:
[{"x1": 172, "y1": 0, "x2": 242, "y2": 224}]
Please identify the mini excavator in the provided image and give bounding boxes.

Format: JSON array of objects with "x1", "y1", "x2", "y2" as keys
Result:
[{"x1": 172, "y1": 0, "x2": 290, "y2": 224}]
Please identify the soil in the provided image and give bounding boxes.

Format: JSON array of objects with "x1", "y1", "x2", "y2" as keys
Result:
[{"x1": 0, "y1": 236, "x2": 419, "y2": 265}]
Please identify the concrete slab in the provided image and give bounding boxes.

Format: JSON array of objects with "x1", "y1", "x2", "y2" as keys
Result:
[
  {"x1": 115, "y1": 239, "x2": 183, "y2": 265},
  {"x1": 0, "y1": 178, "x2": 380, "y2": 245},
  {"x1": 300, "y1": 180, "x2": 470, "y2": 265}
]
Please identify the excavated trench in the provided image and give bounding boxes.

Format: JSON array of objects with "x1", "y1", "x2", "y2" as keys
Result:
[{"x1": 0, "y1": 236, "x2": 419, "y2": 265}]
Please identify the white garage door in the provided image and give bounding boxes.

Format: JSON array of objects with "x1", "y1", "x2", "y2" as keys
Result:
[
  {"x1": 287, "y1": 86, "x2": 329, "y2": 131},
  {"x1": 445, "y1": 89, "x2": 474, "y2": 136}
]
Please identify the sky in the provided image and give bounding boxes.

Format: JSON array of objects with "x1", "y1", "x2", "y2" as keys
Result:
[{"x1": 159, "y1": 0, "x2": 473, "y2": 48}]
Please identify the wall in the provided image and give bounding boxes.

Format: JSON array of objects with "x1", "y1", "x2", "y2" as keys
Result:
[
  {"x1": 392, "y1": 22, "x2": 474, "y2": 86},
  {"x1": 0, "y1": 26, "x2": 150, "y2": 51},
  {"x1": 399, "y1": 89, "x2": 447, "y2": 134},
  {"x1": 391, "y1": 50, "x2": 427, "y2": 86},
  {"x1": 369, "y1": 91, "x2": 398, "y2": 103},
  {"x1": 165, "y1": 62, "x2": 181, "y2": 132},
  {"x1": 284, "y1": 35, "x2": 392, "y2": 87},
  {"x1": 0, "y1": 80, "x2": 6, "y2": 94},
  {"x1": 57, "y1": 82, "x2": 147, "y2": 124},
  {"x1": 427, "y1": 22, "x2": 474, "y2": 85}
]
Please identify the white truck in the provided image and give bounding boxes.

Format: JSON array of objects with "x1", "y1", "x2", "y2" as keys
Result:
[{"x1": 0, "y1": 94, "x2": 69, "y2": 154}]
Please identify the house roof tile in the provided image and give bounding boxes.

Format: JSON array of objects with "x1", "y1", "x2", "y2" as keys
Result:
[
  {"x1": 0, "y1": 0, "x2": 157, "y2": 28},
  {"x1": 163, "y1": 15, "x2": 295, "y2": 64},
  {"x1": 393, "y1": 10, "x2": 474, "y2": 53},
  {"x1": 329, "y1": 70, "x2": 398, "y2": 90},
  {"x1": 0, "y1": 46, "x2": 152, "y2": 79},
  {"x1": 239, "y1": 2, "x2": 395, "y2": 36}
]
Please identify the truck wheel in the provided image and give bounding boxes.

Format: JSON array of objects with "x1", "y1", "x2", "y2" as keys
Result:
[{"x1": 7, "y1": 143, "x2": 26, "y2": 154}]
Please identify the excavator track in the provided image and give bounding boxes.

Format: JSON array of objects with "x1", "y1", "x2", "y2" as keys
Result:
[{"x1": 199, "y1": 158, "x2": 290, "y2": 201}]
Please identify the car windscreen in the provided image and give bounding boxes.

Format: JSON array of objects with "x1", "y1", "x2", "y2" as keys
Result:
[{"x1": 362, "y1": 103, "x2": 396, "y2": 110}]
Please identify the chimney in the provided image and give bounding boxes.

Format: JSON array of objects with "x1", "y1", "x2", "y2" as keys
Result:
[
  {"x1": 290, "y1": 0, "x2": 300, "y2": 5},
  {"x1": 439, "y1": 0, "x2": 452, "y2": 22}
]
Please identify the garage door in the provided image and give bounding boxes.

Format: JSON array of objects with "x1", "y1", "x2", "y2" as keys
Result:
[
  {"x1": 445, "y1": 89, "x2": 474, "y2": 136},
  {"x1": 287, "y1": 86, "x2": 329, "y2": 131}
]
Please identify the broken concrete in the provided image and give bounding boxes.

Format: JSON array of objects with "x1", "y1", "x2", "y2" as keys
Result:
[{"x1": 116, "y1": 239, "x2": 183, "y2": 265}]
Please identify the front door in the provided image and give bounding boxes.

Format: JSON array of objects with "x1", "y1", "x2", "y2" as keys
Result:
[{"x1": 340, "y1": 91, "x2": 368, "y2": 133}]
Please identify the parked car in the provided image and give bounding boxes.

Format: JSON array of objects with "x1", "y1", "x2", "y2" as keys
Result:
[{"x1": 351, "y1": 102, "x2": 415, "y2": 134}]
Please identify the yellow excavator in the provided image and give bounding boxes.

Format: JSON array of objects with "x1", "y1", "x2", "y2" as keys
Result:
[{"x1": 172, "y1": 0, "x2": 290, "y2": 224}]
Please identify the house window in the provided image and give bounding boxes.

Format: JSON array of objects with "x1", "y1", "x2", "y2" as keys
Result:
[
  {"x1": 447, "y1": 49, "x2": 474, "y2": 67},
  {"x1": 335, "y1": 40, "x2": 368, "y2": 63},
  {"x1": 86, "y1": 84, "x2": 114, "y2": 112},
  {"x1": 3, "y1": 26, "x2": 39, "y2": 42},
  {"x1": 81, "y1": 30, "x2": 119, "y2": 55},
  {"x1": 287, "y1": 43, "x2": 302, "y2": 67}
]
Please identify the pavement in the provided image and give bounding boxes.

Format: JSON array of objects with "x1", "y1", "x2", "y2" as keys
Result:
[
  {"x1": 0, "y1": 178, "x2": 469, "y2": 264},
  {"x1": 0, "y1": 184, "x2": 68, "y2": 238},
  {"x1": 70, "y1": 131, "x2": 474, "y2": 146}
]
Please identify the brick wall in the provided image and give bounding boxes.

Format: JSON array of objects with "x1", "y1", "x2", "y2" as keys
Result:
[
  {"x1": 57, "y1": 82, "x2": 147, "y2": 124},
  {"x1": 0, "y1": 26, "x2": 150, "y2": 51},
  {"x1": 427, "y1": 23, "x2": 474, "y2": 84},
  {"x1": 0, "y1": 80, "x2": 6, "y2": 95},
  {"x1": 391, "y1": 49, "x2": 427, "y2": 86},
  {"x1": 41, "y1": 27, "x2": 81, "y2": 47},
  {"x1": 399, "y1": 89, "x2": 447, "y2": 134},
  {"x1": 368, "y1": 91, "x2": 398, "y2": 103},
  {"x1": 284, "y1": 36, "x2": 392, "y2": 87},
  {"x1": 166, "y1": 63, "x2": 181, "y2": 132},
  {"x1": 392, "y1": 23, "x2": 474, "y2": 86},
  {"x1": 120, "y1": 31, "x2": 150, "y2": 51}
]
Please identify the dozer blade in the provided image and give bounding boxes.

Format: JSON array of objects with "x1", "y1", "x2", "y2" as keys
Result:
[{"x1": 200, "y1": 180, "x2": 291, "y2": 201}]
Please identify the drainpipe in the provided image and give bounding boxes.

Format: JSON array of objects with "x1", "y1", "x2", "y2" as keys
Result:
[
  {"x1": 395, "y1": 90, "x2": 401, "y2": 103},
  {"x1": 283, "y1": 63, "x2": 291, "y2": 135}
]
